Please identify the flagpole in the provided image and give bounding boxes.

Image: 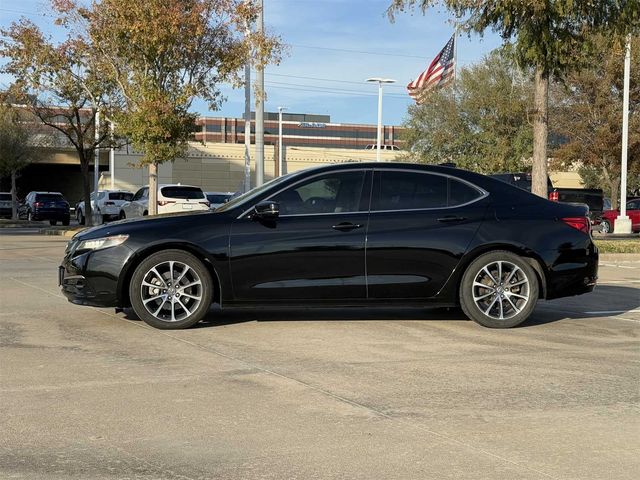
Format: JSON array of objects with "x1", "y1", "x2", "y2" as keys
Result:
[{"x1": 454, "y1": 23, "x2": 459, "y2": 85}]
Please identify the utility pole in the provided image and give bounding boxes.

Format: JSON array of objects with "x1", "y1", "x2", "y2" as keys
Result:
[
  {"x1": 255, "y1": 0, "x2": 265, "y2": 186},
  {"x1": 615, "y1": 35, "x2": 632, "y2": 234},
  {"x1": 244, "y1": 61, "x2": 251, "y2": 192},
  {"x1": 93, "y1": 110, "x2": 100, "y2": 224},
  {"x1": 109, "y1": 120, "x2": 115, "y2": 190},
  {"x1": 278, "y1": 106, "x2": 287, "y2": 176}
]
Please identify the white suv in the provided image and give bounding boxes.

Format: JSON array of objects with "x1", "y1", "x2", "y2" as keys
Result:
[
  {"x1": 119, "y1": 184, "x2": 210, "y2": 219},
  {"x1": 77, "y1": 190, "x2": 133, "y2": 224}
]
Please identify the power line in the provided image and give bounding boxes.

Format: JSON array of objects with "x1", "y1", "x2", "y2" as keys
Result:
[
  {"x1": 264, "y1": 81, "x2": 409, "y2": 99},
  {"x1": 266, "y1": 72, "x2": 407, "y2": 89},
  {"x1": 288, "y1": 43, "x2": 426, "y2": 60}
]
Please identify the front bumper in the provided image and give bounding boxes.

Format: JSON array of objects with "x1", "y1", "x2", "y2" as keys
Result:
[{"x1": 59, "y1": 243, "x2": 134, "y2": 307}]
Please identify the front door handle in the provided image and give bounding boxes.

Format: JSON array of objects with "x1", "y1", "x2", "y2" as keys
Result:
[
  {"x1": 332, "y1": 222, "x2": 363, "y2": 231},
  {"x1": 437, "y1": 216, "x2": 466, "y2": 223}
]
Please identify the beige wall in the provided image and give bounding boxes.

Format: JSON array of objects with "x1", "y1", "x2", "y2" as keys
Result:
[{"x1": 101, "y1": 142, "x2": 402, "y2": 193}]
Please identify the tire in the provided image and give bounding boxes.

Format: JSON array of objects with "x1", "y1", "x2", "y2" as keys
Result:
[
  {"x1": 49, "y1": 220, "x2": 57, "y2": 226},
  {"x1": 102, "y1": 214, "x2": 110, "y2": 224},
  {"x1": 129, "y1": 249, "x2": 213, "y2": 329},
  {"x1": 143, "y1": 210, "x2": 148, "y2": 216},
  {"x1": 77, "y1": 210, "x2": 85, "y2": 225},
  {"x1": 62, "y1": 217, "x2": 70, "y2": 226},
  {"x1": 459, "y1": 250, "x2": 539, "y2": 328},
  {"x1": 601, "y1": 219, "x2": 611, "y2": 234},
  {"x1": 119, "y1": 211, "x2": 126, "y2": 220}
]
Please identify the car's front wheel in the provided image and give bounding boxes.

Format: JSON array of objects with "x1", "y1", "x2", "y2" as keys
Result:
[
  {"x1": 129, "y1": 250, "x2": 213, "y2": 329},
  {"x1": 459, "y1": 251, "x2": 539, "y2": 328},
  {"x1": 601, "y1": 219, "x2": 611, "y2": 234}
]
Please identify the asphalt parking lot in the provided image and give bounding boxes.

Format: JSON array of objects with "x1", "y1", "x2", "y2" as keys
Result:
[{"x1": 1, "y1": 232, "x2": 639, "y2": 480}]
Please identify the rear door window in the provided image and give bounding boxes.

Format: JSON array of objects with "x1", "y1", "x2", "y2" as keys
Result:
[
  {"x1": 161, "y1": 186, "x2": 205, "y2": 200},
  {"x1": 373, "y1": 171, "x2": 483, "y2": 211}
]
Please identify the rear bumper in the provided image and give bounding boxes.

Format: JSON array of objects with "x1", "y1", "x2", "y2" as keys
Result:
[
  {"x1": 33, "y1": 209, "x2": 70, "y2": 220},
  {"x1": 541, "y1": 241, "x2": 599, "y2": 300}
]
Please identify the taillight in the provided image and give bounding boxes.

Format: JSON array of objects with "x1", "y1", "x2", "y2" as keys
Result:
[
  {"x1": 34, "y1": 202, "x2": 43, "y2": 207},
  {"x1": 562, "y1": 217, "x2": 590, "y2": 234},
  {"x1": 104, "y1": 201, "x2": 115, "y2": 206},
  {"x1": 157, "y1": 200, "x2": 176, "y2": 206},
  {"x1": 548, "y1": 191, "x2": 559, "y2": 201}
]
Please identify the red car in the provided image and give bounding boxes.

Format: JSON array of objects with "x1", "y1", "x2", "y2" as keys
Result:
[{"x1": 600, "y1": 197, "x2": 640, "y2": 233}]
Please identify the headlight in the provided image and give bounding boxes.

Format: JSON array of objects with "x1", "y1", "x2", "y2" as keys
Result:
[{"x1": 76, "y1": 235, "x2": 129, "y2": 252}]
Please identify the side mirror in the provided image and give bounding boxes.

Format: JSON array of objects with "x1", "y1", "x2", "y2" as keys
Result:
[{"x1": 253, "y1": 200, "x2": 279, "y2": 220}]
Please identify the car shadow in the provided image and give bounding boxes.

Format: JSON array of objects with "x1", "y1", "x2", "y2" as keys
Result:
[{"x1": 122, "y1": 285, "x2": 639, "y2": 329}]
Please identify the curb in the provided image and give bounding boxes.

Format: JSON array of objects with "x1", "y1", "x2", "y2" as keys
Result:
[
  {"x1": 599, "y1": 253, "x2": 640, "y2": 261},
  {"x1": 39, "y1": 228, "x2": 84, "y2": 238}
]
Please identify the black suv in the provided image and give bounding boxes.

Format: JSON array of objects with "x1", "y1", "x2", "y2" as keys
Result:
[{"x1": 19, "y1": 192, "x2": 70, "y2": 225}]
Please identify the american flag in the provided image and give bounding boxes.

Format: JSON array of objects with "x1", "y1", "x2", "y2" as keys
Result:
[{"x1": 407, "y1": 34, "x2": 456, "y2": 103}]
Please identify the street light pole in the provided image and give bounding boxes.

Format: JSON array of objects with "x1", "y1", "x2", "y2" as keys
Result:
[
  {"x1": 255, "y1": 0, "x2": 264, "y2": 186},
  {"x1": 615, "y1": 35, "x2": 632, "y2": 234},
  {"x1": 278, "y1": 106, "x2": 287, "y2": 176},
  {"x1": 366, "y1": 78, "x2": 396, "y2": 162}
]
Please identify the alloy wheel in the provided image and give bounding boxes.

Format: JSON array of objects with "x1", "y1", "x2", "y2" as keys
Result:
[
  {"x1": 472, "y1": 260, "x2": 530, "y2": 321},
  {"x1": 140, "y1": 261, "x2": 203, "y2": 323}
]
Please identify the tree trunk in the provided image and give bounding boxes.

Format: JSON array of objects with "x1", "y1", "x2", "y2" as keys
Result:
[
  {"x1": 148, "y1": 162, "x2": 158, "y2": 215},
  {"x1": 532, "y1": 65, "x2": 549, "y2": 198},
  {"x1": 610, "y1": 176, "x2": 620, "y2": 212},
  {"x1": 10, "y1": 169, "x2": 18, "y2": 220},
  {"x1": 80, "y1": 153, "x2": 93, "y2": 227}
]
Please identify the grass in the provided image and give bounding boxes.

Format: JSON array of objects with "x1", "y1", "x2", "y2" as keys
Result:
[{"x1": 594, "y1": 239, "x2": 640, "y2": 254}]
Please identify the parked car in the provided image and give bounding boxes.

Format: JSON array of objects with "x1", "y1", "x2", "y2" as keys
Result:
[
  {"x1": 600, "y1": 197, "x2": 640, "y2": 233},
  {"x1": 76, "y1": 190, "x2": 133, "y2": 225},
  {"x1": 365, "y1": 144, "x2": 400, "y2": 151},
  {"x1": 119, "y1": 184, "x2": 210, "y2": 219},
  {"x1": 0, "y1": 192, "x2": 12, "y2": 218},
  {"x1": 489, "y1": 172, "x2": 604, "y2": 224},
  {"x1": 60, "y1": 162, "x2": 598, "y2": 330},
  {"x1": 205, "y1": 191, "x2": 234, "y2": 209},
  {"x1": 19, "y1": 191, "x2": 70, "y2": 225}
]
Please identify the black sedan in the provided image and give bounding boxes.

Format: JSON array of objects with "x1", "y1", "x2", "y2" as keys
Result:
[{"x1": 59, "y1": 163, "x2": 598, "y2": 329}]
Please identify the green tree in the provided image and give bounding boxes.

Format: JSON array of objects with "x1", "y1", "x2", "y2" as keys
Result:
[
  {"x1": 402, "y1": 48, "x2": 533, "y2": 173},
  {"x1": 67, "y1": 0, "x2": 282, "y2": 215},
  {"x1": 388, "y1": 0, "x2": 638, "y2": 197},
  {"x1": 0, "y1": 9, "x2": 118, "y2": 226},
  {"x1": 551, "y1": 36, "x2": 640, "y2": 209},
  {"x1": 0, "y1": 104, "x2": 37, "y2": 220}
]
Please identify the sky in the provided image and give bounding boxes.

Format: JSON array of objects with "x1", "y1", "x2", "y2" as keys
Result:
[{"x1": 0, "y1": 0, "x2": 504, "y2": 126}]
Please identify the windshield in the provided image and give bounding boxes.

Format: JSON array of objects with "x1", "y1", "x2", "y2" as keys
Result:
[
  {"x1": 215, "y1": 173, "x2": 297, "y2": 212},
  {"x1": 160, "y1": 186, "x2": 205, "y2": 200},
  {"x1": 109, "y1": 192, "x2": 133, "y2": 201},
  {"x1": 37, "y1": 194, "x2": 65, "y2": 202}
]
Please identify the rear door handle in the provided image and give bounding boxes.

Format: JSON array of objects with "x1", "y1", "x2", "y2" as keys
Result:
[
  {"x1": 332, "y1": 222, "x2": 363, "y2": 231},
  {"x1": 437, "y1": 216, "x2": 466, "y2": 223}
]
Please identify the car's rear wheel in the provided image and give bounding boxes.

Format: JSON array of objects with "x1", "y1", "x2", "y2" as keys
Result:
[
  {"x1": 129, "y1": 250, "x2": 213, "y2": 329},
  {"x1": 119, "y1": 211, "x2": 126, "y2": 220},
  {"x1": 460, "y1": 251, "x2": 539, "y2": 328},
  {"x1": 601, "y1": 219, "x2": 611, "y2": 234}
]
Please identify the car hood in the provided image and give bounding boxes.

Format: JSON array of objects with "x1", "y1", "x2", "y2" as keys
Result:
[{"x1": 73, "y1": 210, "x2": 221, "y2": 241}]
